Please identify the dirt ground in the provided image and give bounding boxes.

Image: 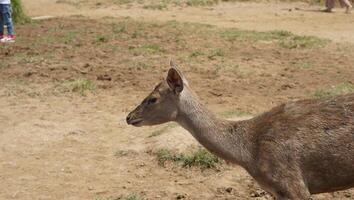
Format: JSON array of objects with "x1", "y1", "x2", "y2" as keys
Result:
[{"x1": 1, "y1": 0, "x2": 354, "y2": 199}]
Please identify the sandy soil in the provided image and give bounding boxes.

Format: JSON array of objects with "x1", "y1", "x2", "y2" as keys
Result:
[{"x1": 1, "y1": 1, "x2": 354, "y2": 200}]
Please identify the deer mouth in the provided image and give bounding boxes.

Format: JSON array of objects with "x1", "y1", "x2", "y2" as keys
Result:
[{"x1": 128, "y1": 118, "x2": 144, "y2": 126}]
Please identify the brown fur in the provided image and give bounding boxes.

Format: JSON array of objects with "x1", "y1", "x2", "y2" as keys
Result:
[{"x1": 127, "y1": 65, "x2": 354, "y2": 200}]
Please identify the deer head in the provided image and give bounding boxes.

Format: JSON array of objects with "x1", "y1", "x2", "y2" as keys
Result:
[{"x1": 126, "y1": 62, "x2": 188, "y2": 127}]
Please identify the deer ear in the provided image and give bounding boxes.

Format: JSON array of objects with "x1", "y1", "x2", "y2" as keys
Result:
[{"x1": 167, "y1": 68, "x2": 184, "y2": 94}]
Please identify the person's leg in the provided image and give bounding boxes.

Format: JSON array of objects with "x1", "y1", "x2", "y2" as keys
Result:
[
  {"x1": 324, "y1": 0, "x2": 335, "y2": 12},
  {"x1": 0, "y1": 5, "x2": 4, "y2": 39},
  {"x1": 3, "y1": 4, "x2": 14, "y2": 37},
  {"x1": 340, "y1": 0, "x2": 353, "y2": 13}
]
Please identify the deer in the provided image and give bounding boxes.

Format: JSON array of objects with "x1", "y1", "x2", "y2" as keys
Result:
[{"x1": 126, "y1": 62, "x2": 354, "y2": 200}]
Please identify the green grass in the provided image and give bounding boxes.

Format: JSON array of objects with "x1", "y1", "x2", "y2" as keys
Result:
[
  {"x1": 112, "y1": 0, "x2": 137, "y2": 4},
  {"x1": 189, "y1": 50, "x2": 205, "y2": 58},
  {"x1": 3, "y1": 79, "x2": 40, "y2": 97},
  {"x1": 95, "y1": 193, "x2": 144, "y2": 200},
  {"x1": 208, "y1": 48, "x2": 225, "y2": 60},
  {"x1": 148, "y1": 124, "x2": 177, "y2": 138},
  {"x1": 0, "y1": 62, "x2": 10, "y2": 69},
  {"x1": 143, "y1": 2, "x2": 169, "y2": 10},
  {"x1": 127, "y1": 60, "x2": 153, "y2": 70},
  {"x1": 112, "y1": 22, "x2": 127, "y2": 34},
  {"x1": 221, "y1": 29, "x2": 329, "y2": 49},
  {"x1": 313, "y1": 83, "x2": 354, "y2": 99},
  {"x1": 61, "y1": 31, "x2": 79, "y2": 44},
  {"x1": 58, "y1": 79, "x2": 96, "y2": 95},
  {"x1": 96, "y1": 35, "x2": 109, "y2": 43},
  {"x1": 220, "y1": 109, "x2": 251, "y2": 118},
  {"x1": 279, "y1": 35, "x2": 329, "y2": 49},
  {"x1": 294, "y1": 62, "x2": 313, "y2": 69},
  {"x1": 186, "y1": 0, "x2": 219, "y2": 6},
  {"x1": 12, "y1": 0, "x2": 31, "y2": 24},
  {"x1": 222, "y1": 30, "x2": 292, "y2": 41},
  {"x1": 124, "y1": 193, "x2": 144, "y2": 200},
  {"x1": 129, "y1": 44, "x2": 165, "y2": 55},
  {"x1": 156, "y1": 148, "x2": 219, "y2": 168}
]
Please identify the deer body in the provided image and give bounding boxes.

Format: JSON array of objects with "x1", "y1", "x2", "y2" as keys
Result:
[{"x1": 126, "y1": 65, "x2": 354, "y2": 199}]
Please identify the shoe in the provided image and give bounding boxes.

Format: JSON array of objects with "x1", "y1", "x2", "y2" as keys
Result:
[
  {"x1": 7, "y1": 35, "x2": 15, "y2": 43},
  {"x1": 0, "y1": 36, "x2": 6, "y2": 43},
  {"x1": 0, "y1": 35, "x2": 15, "y2": 43}
]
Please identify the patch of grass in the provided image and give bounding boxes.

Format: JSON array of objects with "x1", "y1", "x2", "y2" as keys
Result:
[
  {"x1": 0, "y1": 62, "x2": 10, "y2": 69},
  {"x1": 128, "y1": 61, "x2": 152, "y2": 70},
  {"x1": 95, "y1": 193, "x2": 144, "y2": 200},
  {"x1": 279, "y1": 35, "x2": 329, "y2": 49},
  {"x1": 112, "y1": 22, "x2": 127, "y2": 34},
  {"x1": 221, "y1": 109, "x2": 251, "y2": 118},
  {"x1": 129, "y1": 44, "x2": 164, "y2": 55},
  {"x1": 62, "y1": 31, "x2": 78, "y2": 44},
  {"x1": 189, "y1": 50, "x2": 205, "y2": 58},
  {"x1": 294, "y1": 62, "x2": 313, "y2": 69},
  {"x1": 114, "y1": 149, "x2": 137, "y2": 158},
  {"x1": 148, "y1": 124, "x2": 177, "y2": 137},
  {"x1": 208, "y1": 48, "x2": 225, "y2": 60},
  {"x1": 3, "y1": 79, "x2": 40, "y2": 97},
  {"x1": 96, "y1": 35, "x2": 109, "y2": 43},
  {"x1": 112, "y1": 0, "x2": 136, "y2": 4},
  {"x1": 221, "y1": 29, "x2": 329, "y2": 49},
  {"x1": 143, "y1": 2, "x2": 168, "y2": 10},
  {"x1": 313, "y1": 83, "x2": 354, "y2": 99},
  {"x1": 124, "y1": 193, "x2": 144, "y2": 200},
  {"x1": 222, "y1": 30, "x2": 292, "y2": 42},
  {"x1": 156, "y1": 148, "x2": 219, "y2": 168},
  {"x1": 95, "y1": 197, "x2": 120, "y2": 200},
  {"x1": 186, "y1": 0, "x2": 218, "y2": 6},
  {"x1": 12, "y1": 0, "x2": 31, "y2": 24},
  {"x1": 58, "y1": 79, "x2": 96, "y2": 95}
]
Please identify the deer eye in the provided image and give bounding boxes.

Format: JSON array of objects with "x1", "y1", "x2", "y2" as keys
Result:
[{"x1": 147, "y1": 97, "x2": 157, "y2": 105}]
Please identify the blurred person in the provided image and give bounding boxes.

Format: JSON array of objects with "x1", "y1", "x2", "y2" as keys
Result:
[
  {"x1": 324, "y1": 0, "x2": 352, "y2": 13},
  {"x1": 0, "y1": 0, "x2": 15, "y2": 43}
]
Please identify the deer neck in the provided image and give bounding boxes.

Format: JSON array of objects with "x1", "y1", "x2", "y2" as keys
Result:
[{"x1": 175, "y1": 89, "x2": 252, "y2": 167}]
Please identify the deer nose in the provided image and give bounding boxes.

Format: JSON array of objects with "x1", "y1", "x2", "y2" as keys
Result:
[{"x1": 126, "y1": 113, "x2": 132, "y2": 124}]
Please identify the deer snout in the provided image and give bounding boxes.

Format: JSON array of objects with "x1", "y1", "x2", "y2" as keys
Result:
[
  {"x1": 126, "y1": 110, "x2": 143, "y2": 126},
  {"x1": 126, "y1": 113, "x2": 133, "y2": 124}
]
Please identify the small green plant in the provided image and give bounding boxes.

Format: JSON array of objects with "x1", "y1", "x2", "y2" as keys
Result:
[
  {"x1": 62, "y1": 31, "x2": 78, "y2": 44},
  {"x1": 112, "y1": 0, "x2": 137, "y2": 5},
  {"x1": 279, "y1": 35, "x2": 329, "y2": 49},
  {"x1": 221, "y1": 109, "x2": 250, "y2": 118},
  {"x1": 221, "y1": 30, "x2": 291, "y2": 42},
  {"x1": 294, "y1": 62, "x2": 313, "y2": 69},
  {"x1": 148, "y1": 124, "x2": 177, "y2": 137},
  {"x1": 313, "y1": 83, "x2": 354, "y2": 99},
  {"x1": 124, "y1": 193, "x2": 144, "y2": 200},
  {"x1": 143, "y1": 2, "x2": 168, "y2": 10},
  {"x1": 186, "y1": 0, "x2": 219, "y2": 6},
  {"x1": 208, "y1": 48, "x2": 225, "y2": 60},
  {"x1": 221, "y1": 29, "x2": 328, "y2": 49},
  {"x1": 156, "y1": 148, "x2": 219, "y2": 168},
  {"x1": 189, "y1": 50, "x2": 204, "y2": 58},
  {"x1": 96, "y1": 35, "x2": 109, "y2": 43},
  {"x1": 112, "y1": 22, "x2": 127, "y2": 34},
  {"x1": 129, "y1": 44, "x2": 164, "y2": 55},
  {"x1": 59, "y1": 79, "x2": 95, "y2": 95},
  {"x1": 128, "y1": 61, "x2": 152, "y2": 70}
]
